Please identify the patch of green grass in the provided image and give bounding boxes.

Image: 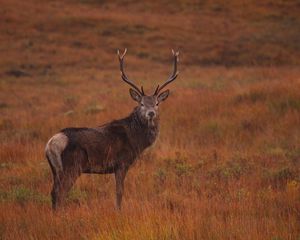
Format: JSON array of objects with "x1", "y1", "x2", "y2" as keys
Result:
[
  {"x1": 268, "y1": 96, "x2": 300, "y2": 115},
  {"x1": 64, "y1": 110, "x2": 75, "y2": 116},
  {"x1": 208, "y1": 156, "x2": 252, "y2": 181},
  {"x1": 266, "y1": 147, "x2": 286, "y2": 158},
  {"x1": 0, "y1": 186, "x2": 50, "y2": 206},
  {"x1": 163, "y1": 152, "x2": 194, "y2": 177},
  {"x1": 174, "y1": 162, "x2": 193, "y2": 177},
  {"x1": 0, "y1": 162, "x2": 14, "y2": 170},
  {"x1": 67, "y1": 188, "x2": 88, "y2": 204},
  {"x1": 84, "y1": 104, "x2": 105, "y2": 114}
]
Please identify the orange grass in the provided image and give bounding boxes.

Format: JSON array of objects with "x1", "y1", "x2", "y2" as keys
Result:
[{"x1": 0, "y1": 0, "x2": 300, "y2": 239}]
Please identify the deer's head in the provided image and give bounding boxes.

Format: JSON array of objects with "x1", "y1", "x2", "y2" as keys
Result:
[{"x1": 117, "y1": 49, "x2": 179, "y2": 126}]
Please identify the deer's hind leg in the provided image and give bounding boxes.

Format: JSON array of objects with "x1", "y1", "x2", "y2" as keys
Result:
[
  {"x1": 52, "y1": 168, "x2": 81, "y2": 210},
  {"x1": 47, "y1": 141, "x2": 86, "y2": 210},
  {"x1": 52, "y1": 146, "x2": 86, "y2": 209},
  {"x1": 45, "y1": 133, "x2": 69, "y2": 210}
]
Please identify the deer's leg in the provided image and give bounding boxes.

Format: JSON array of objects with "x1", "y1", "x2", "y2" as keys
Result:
[
  {"x1": 51, "y1": 174, "x2": 61, "y2": 210},
  {"x1": 53, "y1": 170, "x2": 80, "y2": 209},
  {"x1": 115, "y1": 168, "x2": 127, "y2": 210},
  {"x1": 52, "y1": 148, "x2": 85, "y2": 210},
  {"x1": 47, "y1": 155, "x2": 64, "y2": 210}
]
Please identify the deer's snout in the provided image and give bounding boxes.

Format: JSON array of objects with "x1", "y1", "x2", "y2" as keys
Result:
[{"x1": 146, "y1": 110, "x2": 156, "y2": 119}]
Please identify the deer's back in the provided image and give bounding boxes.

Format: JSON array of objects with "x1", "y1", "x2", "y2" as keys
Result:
[{"x1": 59, "y1": 123, "x2": 136, "y2": 172}]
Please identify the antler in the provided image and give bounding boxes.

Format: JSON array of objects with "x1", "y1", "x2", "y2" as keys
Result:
[
  {"x1": 117, "y1": 48, "x2": 144, "y2": 95},
  {"x1": 154, "y1": 49, "x2": 179, "y2": 95}
]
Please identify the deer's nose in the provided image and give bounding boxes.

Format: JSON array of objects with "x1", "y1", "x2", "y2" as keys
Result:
[{"x1": 147, "y1": 111, "x2": 155, "y2": 118}]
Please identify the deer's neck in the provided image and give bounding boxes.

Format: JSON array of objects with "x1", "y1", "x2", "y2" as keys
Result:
[{"x1": 126, "y1": 108, "x2": 159, "y2": 153}]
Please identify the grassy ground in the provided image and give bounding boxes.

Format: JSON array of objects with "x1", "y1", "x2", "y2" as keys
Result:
[{"x1": 0, "y1": 0, "x2": 300, "y2": 239}]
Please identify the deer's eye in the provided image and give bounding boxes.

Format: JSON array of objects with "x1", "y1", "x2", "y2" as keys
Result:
[{"x1": 141, "y1": 103, "x2": 144, "y2": 107}]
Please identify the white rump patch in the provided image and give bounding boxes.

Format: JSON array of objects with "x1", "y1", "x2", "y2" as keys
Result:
[{"x1": 45, "y1": 133, "x2": 68, "y2": 172}]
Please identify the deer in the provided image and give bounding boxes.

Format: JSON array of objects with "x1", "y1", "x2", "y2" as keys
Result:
[{"x1": 45, "y1": 49, "x2": 179, "y2": 210}]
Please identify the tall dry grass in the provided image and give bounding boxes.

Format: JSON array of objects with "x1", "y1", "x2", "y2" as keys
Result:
[{"x1": 0, "y1": 0, "x2": 300, "y2": 239}]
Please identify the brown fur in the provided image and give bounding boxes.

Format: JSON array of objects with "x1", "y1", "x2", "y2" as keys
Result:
[
  {"x1": 46, "y1": 102, "x2": 161, "y2": 210},
  {"x1": 46, "y1": 49, "x2": 178, "y2": 210}
]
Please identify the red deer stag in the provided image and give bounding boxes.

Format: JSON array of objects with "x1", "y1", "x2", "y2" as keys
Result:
[{"x1": 45, "y1": 49, "x2": 179, "y2": 210}]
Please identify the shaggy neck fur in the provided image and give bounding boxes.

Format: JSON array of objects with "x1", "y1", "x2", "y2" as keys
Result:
[{"x1": 124, "y1": 107, "x2": 159, "y2": 154}]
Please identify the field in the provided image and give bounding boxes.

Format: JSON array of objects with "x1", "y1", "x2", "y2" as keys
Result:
[{"x1": 0, "y1": 0, "x2": 300, "y2": 239}]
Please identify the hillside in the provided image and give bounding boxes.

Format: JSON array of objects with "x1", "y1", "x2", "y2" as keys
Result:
[{"x1": 0, "y1": 0, "x2": 299, "y2": 239}]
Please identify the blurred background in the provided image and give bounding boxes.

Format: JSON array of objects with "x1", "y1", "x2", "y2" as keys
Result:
[{"x1": 0, "y1": 0, "x2": 299, "y2": 239}]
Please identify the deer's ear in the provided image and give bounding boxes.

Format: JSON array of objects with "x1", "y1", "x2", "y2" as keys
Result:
[
  {"x1": 129, "y1": 88, "x2": 142, "y2": 102},
  {"x1": 157, "y1": 89, "x2": 170, "y2": 102}
]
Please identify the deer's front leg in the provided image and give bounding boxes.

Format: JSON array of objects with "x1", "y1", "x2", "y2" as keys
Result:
[{"x1": 115, "y1": 168, "x2": 127, "y2": 210}]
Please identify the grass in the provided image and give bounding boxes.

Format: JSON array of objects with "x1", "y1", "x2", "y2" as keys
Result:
[{"x1": 0, "y1": 0, "x2": 300, "y2": 239}]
